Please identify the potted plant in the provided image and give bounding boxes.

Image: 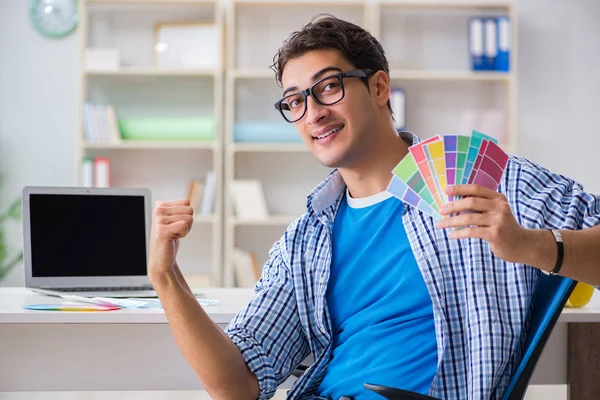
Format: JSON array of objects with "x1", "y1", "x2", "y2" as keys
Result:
[{"x1": 0, "y1": 194, "x2": 22, "y2": 281}]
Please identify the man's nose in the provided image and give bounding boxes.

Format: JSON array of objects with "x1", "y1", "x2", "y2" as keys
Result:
[{"x1": 306, "y1": 96, "x2": 329, "y2": 125}]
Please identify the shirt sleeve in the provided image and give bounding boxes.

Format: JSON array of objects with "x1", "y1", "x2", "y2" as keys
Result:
[
  {"x1": 512, "y1": 157, "x2": 600, "y2": 230},
  {"x1": 225, "y1": 238, "x2": 311, "y2": 400}
]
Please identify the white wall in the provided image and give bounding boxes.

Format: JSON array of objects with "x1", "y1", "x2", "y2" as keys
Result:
[
  {"x1": 1, "y1": 0, "x2": 599, "y2": 283},
  {"x1": 0, "y1": 1, "x2": 79, "y2": 285}
]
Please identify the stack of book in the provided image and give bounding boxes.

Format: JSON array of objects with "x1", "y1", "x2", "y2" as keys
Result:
[
  {"x1": 82, "y1": 102, "x2": 121, "y2": 144},
  {"x1": 185, "y1": 171, "x2": 217, "y2": 215}
]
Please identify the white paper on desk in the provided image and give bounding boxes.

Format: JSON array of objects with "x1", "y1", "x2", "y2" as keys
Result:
[
  {"x1": 61, "y1": 295, "x2": 148, "y2": 309},
  {"x1": 140, "y1": 298, "x2": 219, "y2": 308}
]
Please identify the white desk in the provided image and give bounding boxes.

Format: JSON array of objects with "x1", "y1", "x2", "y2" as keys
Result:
[
  {"x1": 1, "y1": 287, "x2": 599, "y2": 393},
  {"x1": 0, "y1": 287, "x2": 260, "y2": 391}
]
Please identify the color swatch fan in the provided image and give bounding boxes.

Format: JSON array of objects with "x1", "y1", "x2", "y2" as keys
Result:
[{"x1": 387, "y1": 131, "x2": 509, "y2": 220}]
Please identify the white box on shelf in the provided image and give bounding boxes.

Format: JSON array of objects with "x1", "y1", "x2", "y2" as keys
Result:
[
  {"x1": 154, "y1": 22, "x2": 220, "y2": 69},
  {"x1": 85, "y1": 49, "x2": 120, "y2": 71}
]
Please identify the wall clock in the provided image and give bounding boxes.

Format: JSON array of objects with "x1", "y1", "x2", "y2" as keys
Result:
[{"x1": 30, "y1": 0, "x2": 78, "y2": 38}]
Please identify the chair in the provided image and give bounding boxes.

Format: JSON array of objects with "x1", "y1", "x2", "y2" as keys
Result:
[{"x1": 364, "y1": 274, "x2": 577, "y2": 400}]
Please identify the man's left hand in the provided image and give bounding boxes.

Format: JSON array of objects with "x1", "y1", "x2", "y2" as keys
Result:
[{"x1": 435, "y1": 184, "x2": 531, "y2": 263}]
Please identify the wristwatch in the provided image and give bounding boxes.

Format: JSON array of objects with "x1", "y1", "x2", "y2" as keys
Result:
[{"x1": 541, "y1": 229, "x2": 564, "y2": 276}]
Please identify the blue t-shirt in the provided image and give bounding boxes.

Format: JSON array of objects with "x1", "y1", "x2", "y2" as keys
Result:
[{"x1": 317, "y1": 190, "x2": 437, "y2": 399}]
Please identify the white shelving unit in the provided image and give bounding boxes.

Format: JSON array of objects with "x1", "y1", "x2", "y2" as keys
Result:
[
  {"x1": 77, "y1": 0, "x2": 225, "y2": 286},
  {"x1": 74, "y1": 0, "x2": 517, "y2": 288},
  {"x1": 222, "y1": 0, "x2": 517, "y2": 287}
]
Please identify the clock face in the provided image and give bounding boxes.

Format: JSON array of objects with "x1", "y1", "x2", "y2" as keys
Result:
[{"x1": 30, "y1": 0, "x2": 78, "y2": 38}]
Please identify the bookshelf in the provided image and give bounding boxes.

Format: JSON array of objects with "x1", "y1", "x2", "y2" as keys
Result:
[
  {"x1": 75, "y1": 0, "x2": 517, "y2": 288},
  {"x1": 77, "y1": 0, "x2": 225, "y2": 286},
  {"x1": 222, "y1": 0, "x2": 517, "y2": 287}
]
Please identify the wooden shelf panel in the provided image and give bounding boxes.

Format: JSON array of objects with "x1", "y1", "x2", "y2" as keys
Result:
[
  {"x1": 86, "y1": 0, "x2": 216, "y2": 5},
  {"x1": 379, "y1": 0, "x2": 514, "y2": 9},
  {"x1": 85, "y1": 67, "x2": 219, "y2": 77},
  {"x1": 231, "y1": 215, "x2": 298, "y2": 226},
  {"x1": 231, "y1": 69, "x2": 274, "y2": 79},
  {"x1": 234, "y1": 0, "x2": 365, "y2": 6},
  {"x1": 84, "y1": 141, "x2": 217, "y2": 150},
  {"x1": 193, "y1": 214, "x2": 219, "y2": 224},
  {"x1": 389, "y1": 70, "x2": 513, "y2": 81},
  {"x1": 230, "y1": 143, "x2": 307, "y2": 153}
]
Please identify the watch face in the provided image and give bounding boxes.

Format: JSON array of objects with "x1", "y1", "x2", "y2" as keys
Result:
[{"x1": 30, "y1": 0, "x2": 78, "y2": 38}]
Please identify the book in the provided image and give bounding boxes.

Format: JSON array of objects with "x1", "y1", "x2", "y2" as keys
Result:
[
  {"x1": 229, "y1": 180, "x2": 269, "y2": 220},
  {"x1": 186, "y1": 179, "x2": 204, "y2": 212},
  {"x1": 200, "y1": 170, "x2": 216, "y2": 215}
]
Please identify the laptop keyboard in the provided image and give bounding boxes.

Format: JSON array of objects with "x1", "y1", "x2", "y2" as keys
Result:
[{"x1": 45, "y1": 286, "x2": 154, "y2": 292}]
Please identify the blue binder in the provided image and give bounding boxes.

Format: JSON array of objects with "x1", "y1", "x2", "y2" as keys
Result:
[
  {"x1": 469, "y1": 17, "x2": 485, "y2": 71},
  {"x1": 495, "y1": 16, "x2": 511, "y2": 71},
  {"x1": 484, "y1": 18, "x2": 498, "y2": 70}
]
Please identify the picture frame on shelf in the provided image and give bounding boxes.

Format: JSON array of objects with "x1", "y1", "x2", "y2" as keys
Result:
[{"x1": 153, "y1": 22, "x2": 220, "y2": 69}]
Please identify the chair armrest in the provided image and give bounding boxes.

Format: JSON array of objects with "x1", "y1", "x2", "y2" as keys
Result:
[
  {"x1": 363, "y1": 383, "x2": 440, "y2": 400},
  {"x1": 292, "y1": 364, "x2": 309, "y2": 378}
]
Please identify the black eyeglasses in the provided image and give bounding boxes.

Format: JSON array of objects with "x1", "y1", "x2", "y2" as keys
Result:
[{"x1": 274, "y1": 68, "x2": 374, "y2": 123}]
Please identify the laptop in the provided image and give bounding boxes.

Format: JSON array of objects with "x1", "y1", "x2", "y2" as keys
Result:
[{"x1": 23, "y1": 186, "x2": 158, "y2": 298}]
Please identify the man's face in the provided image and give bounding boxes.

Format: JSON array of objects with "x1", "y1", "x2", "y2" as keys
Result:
[{"x1": 280, "y1": 49, "x2": 376, "y2": 169}]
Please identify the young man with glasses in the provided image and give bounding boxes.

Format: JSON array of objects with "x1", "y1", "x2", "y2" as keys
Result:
[{"x1": 148, "y1": 15, "x2": 600, "y2": 400}]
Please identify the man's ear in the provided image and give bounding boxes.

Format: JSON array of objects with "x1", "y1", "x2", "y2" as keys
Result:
[{"x1": 371, "y1": 70, "x2": 391, "y2": 107}]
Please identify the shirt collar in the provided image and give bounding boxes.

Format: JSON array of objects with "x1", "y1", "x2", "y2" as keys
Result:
[{"x1": 306, "y1": 131, "x2": 421, "y2": 218}]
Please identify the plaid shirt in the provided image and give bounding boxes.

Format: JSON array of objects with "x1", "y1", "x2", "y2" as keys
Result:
[{"x1": 225, "y1": 132, "x2": 600, "y2": 400}]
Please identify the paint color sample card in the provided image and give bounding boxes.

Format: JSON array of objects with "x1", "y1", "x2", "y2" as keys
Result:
[
  {"x1": 387, "y1": 175, "x2": 442, "y2": 220},
  {"x1": 467, "y1": 140, "x2": 509, "y2": 190},
  {"x1": 392, "y1": 152, "x2": 439, "y2": 214},
  {"x1": 388, "y1": 131, "x2": 508, "y2": 218},
  {"x1": 461, "y1": 130, "x2": 498, "y2": 187},
  {"x1": 448, "y1": 135, "x2": 471, "y2": 201},
  {"x1": 408, "y1": 136, "x2": 444, "y2": 210},
  {"x1": 424, "y1": 139, "x2": 448, "y2": 205}
]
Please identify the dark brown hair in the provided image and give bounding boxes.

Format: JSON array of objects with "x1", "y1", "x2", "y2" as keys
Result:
[{"x1": 271, "y1": 14, "x2": 392, "y2": 114}]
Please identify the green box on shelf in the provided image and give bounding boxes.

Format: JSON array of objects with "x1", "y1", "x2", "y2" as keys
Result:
[{"x1": 119, "y1": 117, "x2": 215, "y2": 140}]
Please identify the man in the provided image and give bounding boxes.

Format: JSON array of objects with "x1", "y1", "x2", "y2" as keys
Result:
[{"x1": 148, "y1": 16, "x2": 600, "y2": 400}]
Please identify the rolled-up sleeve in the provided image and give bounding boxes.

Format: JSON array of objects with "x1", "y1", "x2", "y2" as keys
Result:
[
  {"x1": 514, "y1": 159, "x2": 600, "y2": 230},
  {"x1": 225, "y1": 239, "x2": 310, "y2": 399}
]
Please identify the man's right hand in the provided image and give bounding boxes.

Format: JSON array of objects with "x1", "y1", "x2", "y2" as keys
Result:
[{"x1": 148, "y1": 198, "x2": 194, "y2": 279}]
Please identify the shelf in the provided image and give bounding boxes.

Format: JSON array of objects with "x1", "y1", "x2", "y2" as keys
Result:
[
  {"x1": 84, "y1": 141, "x2": 217, "y2": 150},
  {"x1": 85, "y1": 67, "x2": 219, "y2": 77},
  {"x1": 232, "y1": 68, "x2": 513, "y2": 82},
  {"x1": 86, "y1": 0, "x2": 216, "y2": 4},
  {"x1": 231, "y1": 215, "x2": 298, "y2": 226},
  {"x1": 193, "y1": 214, "x2": 218, "y2": 224},
  {"x1": 379, "y1": 0, "x2": 514, "y2": 9},
  {"x1": 234, "y1": 0, "x2": 365, "y2": 5},
  {"x1": 388, "y1": 70, "x2": 513, "y2": 81},
  {"x1": 231, "y1": 69, "x2": 274, "y2": 80},
  {"x1": 230, "y1": 143, "x2": 307, "y2": 153}
]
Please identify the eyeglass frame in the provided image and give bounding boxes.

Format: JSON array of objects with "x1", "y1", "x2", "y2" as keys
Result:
[{"x1": 273, "y1": 68, "x2": 375, "y2": 123}]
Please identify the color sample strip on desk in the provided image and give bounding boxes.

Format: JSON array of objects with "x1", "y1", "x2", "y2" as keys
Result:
[
  {"x1": 408, "y1": 137, "x2": 443, "y2": 211},
  {"x1": 392, "y1": 153, "x2": 440, "y2": 215},
  {"x1": 22, "y1": 304, "x2": 121, "y2": 312},
  {"x1": 387, "y1": 175, "x2": 442, "y2": 220}
]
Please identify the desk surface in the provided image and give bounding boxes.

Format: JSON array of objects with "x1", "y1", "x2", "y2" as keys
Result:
[
  {"x1": 1, "y1": 287, "x2": 599, "y2": 324},
  {"x1": 0, "y1": 287, "x2": 254, "y2": 324}
]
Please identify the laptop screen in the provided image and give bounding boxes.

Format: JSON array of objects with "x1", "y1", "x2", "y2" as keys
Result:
[{"x1": 29, "y1": 193, "x2": 147, "y2": 278}]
